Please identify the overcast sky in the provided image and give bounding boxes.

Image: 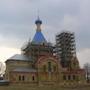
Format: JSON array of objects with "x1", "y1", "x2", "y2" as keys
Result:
[{"x1": 0, "y1": 0, "x2": 90, "y2": 67}]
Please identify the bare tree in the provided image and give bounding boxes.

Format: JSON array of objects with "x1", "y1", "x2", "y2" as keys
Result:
[
  {"x1": 0, "y1": 62, "x2": 6, "y2": 77},
  {"x1": 83, "y1": 63, "x2": 90, "y2": 82}
]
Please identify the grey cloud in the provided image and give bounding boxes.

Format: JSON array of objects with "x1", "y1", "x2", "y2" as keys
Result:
[{"x1": 0, "y1": 0, "x2": 89, "y2": 51}]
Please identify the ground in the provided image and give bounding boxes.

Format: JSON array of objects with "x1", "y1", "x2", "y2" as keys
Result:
[{"x1": 0, "y1": 85, "x2": 90, "y2": 90}]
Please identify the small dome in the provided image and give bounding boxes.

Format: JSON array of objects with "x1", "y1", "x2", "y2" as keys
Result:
[{"x1": 35, "y1": 17, "x2": 42, "y2": 24}]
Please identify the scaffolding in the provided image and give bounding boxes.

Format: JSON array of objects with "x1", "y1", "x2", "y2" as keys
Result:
[
  {"x1": 21, "y1": 41, "x2": 54, "y2": 62},
  {"x1": 56, "y1": 31, "x2": 76, "y2": 68}
]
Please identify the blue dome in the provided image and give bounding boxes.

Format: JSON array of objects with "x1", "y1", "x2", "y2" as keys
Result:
[
  {"x1": 32, "y1": 31, "x2": 47, "y2": 44},
  {"x1": 32, "y1": 17, "x2": 47, "y2": 44}
]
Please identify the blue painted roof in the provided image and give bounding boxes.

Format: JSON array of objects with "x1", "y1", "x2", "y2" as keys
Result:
[{"x1": 32, "y1": 31, "x2": 47, "y2": 44}]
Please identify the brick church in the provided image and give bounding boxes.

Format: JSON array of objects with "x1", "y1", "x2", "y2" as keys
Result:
[{"x1": 4, "y1": 17, "x2": 86, "y2": 86}]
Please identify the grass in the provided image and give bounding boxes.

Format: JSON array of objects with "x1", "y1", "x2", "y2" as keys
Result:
[{"x1": 0, "y1": 84, "x2": 90, "y2": 90}]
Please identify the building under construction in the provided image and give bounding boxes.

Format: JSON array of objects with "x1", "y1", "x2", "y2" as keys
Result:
[
  {"x1": 56, "y1": 31, "x2": 76, "y2": 68},
  {"x1": 4, "y1": 17, "x2": 85, "y2": 86}
]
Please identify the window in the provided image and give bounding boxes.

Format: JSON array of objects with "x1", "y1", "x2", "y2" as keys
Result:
[
  {"x1": 32, "y1": 76, "x2": 35, "y2": 81},
  {"x1": 68, "y1": 75, "x2": 71, "y2": 80},
  {"x1": 73, "y1": 75, "x2": 75, "y2": 80},
  {"x1": 19, "y1": 76, "x2": 21, "y2": 81},
  {"x1": 63, "y1": 75, "x2": 66, "y2": 80},
  {"x1": 22, "y1": 76, "x2": 25, "y2": 81},
  {"x1": 19, "y1": 75, "x2": 25, "y2": 81},
  {"x1": 48, "y1": 62, "x2": 52, "y2": 72}
]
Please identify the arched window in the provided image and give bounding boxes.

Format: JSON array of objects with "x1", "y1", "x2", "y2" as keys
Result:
[
  {"x1": 73, "y1": 75, "x2": 75, "y2": 80},
  {"x1": 19, "y1": 75, "x2": 25, "y2": 81},
  {"x1": 68, "y1": 75, "x2": 71, "y2": 80},
  {"x1": 22, "y1": 76, "x2": 25, "y2": 81},
  {"x1": 19, "y1": 75, "x2": 21, "y2": 81},
  {"x1": 32, "y1": 76, "x2": 35, "y2": 81},
  {"x1": 48, "y1": 62, "x2": 52, "y2": 72}
]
